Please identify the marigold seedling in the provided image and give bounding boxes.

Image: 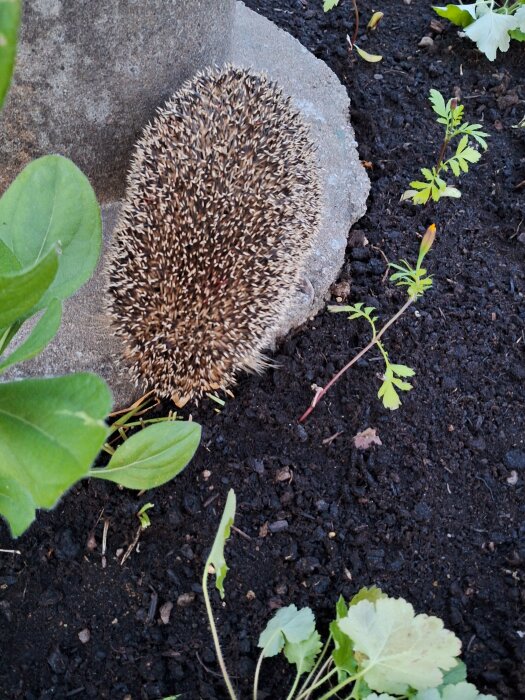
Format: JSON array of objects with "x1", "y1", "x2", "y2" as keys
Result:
[
  {"x1": 402, "y1": 90, "x2": 489, "y2": 205},
  {"x1": 299, "y1": 225, "x2": 436, "y2": 421}
]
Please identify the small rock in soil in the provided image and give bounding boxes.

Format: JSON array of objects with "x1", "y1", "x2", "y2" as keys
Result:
[
  {"x1": 47, "y1": 646, "x2": 68, "y2": 674},
  {"x1": 504, "y1": 450, "x2": 525, "y2": 470},
  {"x1": 177, "y1": 593, "x2": 195, "y2": 607},
  {"x1": 78, "y1": 628, "x2": 90, "y2": 644},
  {"x1": 269, "y1": 520, "x2": 289, "y2": 533}
]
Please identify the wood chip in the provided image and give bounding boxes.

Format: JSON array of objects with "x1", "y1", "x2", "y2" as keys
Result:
[{"x1": 159, "y1": 601, "x2": 173, "y2": 624}]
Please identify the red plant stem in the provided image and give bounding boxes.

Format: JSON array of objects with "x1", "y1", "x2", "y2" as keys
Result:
[
  {"x1": 435, "y1": 136, "x2": 449, "y2": 172},
  {"x1": 298, "y1": 296, "x2": 415, "y2": 423},
  {"x1": 351, "y1": 0, "x2": 359, "y2": 48}
]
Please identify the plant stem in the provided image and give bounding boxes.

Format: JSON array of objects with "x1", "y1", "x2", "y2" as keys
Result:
[
  {"x1": 315, "y1": 670, "x2": 365, "y2": 700},
  {"x1": 299, "y1": 296, "x2": 414, "y2": 422},
  {"x1": 296, "y1": 634, "x2": 333, "y2": 697},
  {"x1": 295, "y1": 668, "x2": 338, "y2": 700},
  {"x1": 303, "y1": 657, "x2": 333, "y2": 699},
  {"x1": 350, "y1": 0, "x2": 359, "y2": 48},
  {"x1": 201, "y1": 567, "x2": 238, "y2": 700},
  {"x1": 253, "y1": 649, "x2": 265, "y2": 700},
  {"x1": 286, "y1": 670, "x2": 302, "y2": 700}
]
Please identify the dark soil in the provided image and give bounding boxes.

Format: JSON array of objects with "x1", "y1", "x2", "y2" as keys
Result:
[{"x1": 1, "y1": 2, "x2": 524, "y2": 699}]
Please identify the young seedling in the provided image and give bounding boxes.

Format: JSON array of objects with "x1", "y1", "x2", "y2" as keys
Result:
[
  {"x1": 202, "y1": 489, "x2": 238, "y2": 700},
  {"x1": 188, "y1": 490, "x2": 496, "y2": 700},
  {"x1": 324, "y1": 0, "x2": 383, "y2": 62},
  {"x1": 402, "y1": 89, "x2": 489, "y2": 205},
  {"x1": 299, "y1": 225, "x2": 436, "y2": 422},
  {"x1": 137, "y1": 502, "x2": 154, "y2": 529}
]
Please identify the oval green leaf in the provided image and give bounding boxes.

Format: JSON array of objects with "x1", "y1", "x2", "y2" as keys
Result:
[
  {"x1": 0, "y1": 373, "x2": 111, "y2": 537},
  {"x1": 0, "y1": 155, "x2": 102, "y2": 307},
  {"x1": 0, "y1": 247, "x2": 58, "y2": 328},
  {"x1": 0, "y1": 0, "x2": 21, "y2": 110},
  {"x1": 0, "y1": 299, "x2": 62, "y2": 373},
  {"x1": 90, "y1": 420, "x2": 201, "y2": 490}
]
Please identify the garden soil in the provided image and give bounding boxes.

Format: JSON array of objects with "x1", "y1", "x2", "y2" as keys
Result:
[{"x1": 0, "y1": 1, "x2": 523, "y2": 699}]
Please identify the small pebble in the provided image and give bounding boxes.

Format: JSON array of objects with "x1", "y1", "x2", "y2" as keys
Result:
[
  {"x1": 504, "y1": 450, "x2": 525, "y2": 470},
  {"x1": 159, "y1": 601, "x2": 173, "y2": 624},
  {"x1": 177, "y1": 592, "x2": 195, "y2": 607},
  {"x1": 78, "y1": 628, "x2": 91, "y2": 644},
  {"x1": 269, "y1": 520, "x2": 289, "y2": 533},
  {"x1": 419, "y1": 36, "x2": 434, "y2": 48}
]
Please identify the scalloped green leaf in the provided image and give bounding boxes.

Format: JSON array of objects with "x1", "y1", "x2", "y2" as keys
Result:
[
  {"x1": 258, "y1": 605, "x2": 315, "y2": 658},
  {"x1": 284, "y1": 629, "x2": 323, "y2": 675},
  {"x1": 339, "y1": 597, "x2": 461, "y2": 694}
]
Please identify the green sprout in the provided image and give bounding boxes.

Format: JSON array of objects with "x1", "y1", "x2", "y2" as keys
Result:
[
  {"x1": 299, "y1": 225, "x2": 436, "y2": 421},
  {"x1": 137, "y1": 502, "x2": 154, "y2": 529},
  {"x1": 402, "y1": 90, "x2": 489, "y2": 205},
  {"x1": 186, "y1": 490, "x2": 496, "y2": 700}
]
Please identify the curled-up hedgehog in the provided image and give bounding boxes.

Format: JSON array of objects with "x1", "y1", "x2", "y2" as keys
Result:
[{"x1": 108, "y1": 65, "x2": 321, "y2": 406}]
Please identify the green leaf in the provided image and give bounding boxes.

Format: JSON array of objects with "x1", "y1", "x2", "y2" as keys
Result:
[
  {"x1": 338, "y1": 597, "x2": 461, "y2": 694},
  {"x1": 205, "y1": 489, "x2": 236, "y2": 598},
  {"x1": 0, "y1": 299, "x2": 62, "y2": 372},
  {"x1": 442, "y1": 186, "x2": 461, "y2": 198},
  {"x1": 0, "y1": 0, "x2": 21, "y2": 110},
  {"x1": 0, "y1": 240, "x2": 20, "y2": 274},
  {"x1": 509, "y1": 27, "x2": 525, "y2": 41},
  {"x1": 0, "y1": 248, "x2": 59, "y2": 328},
  {"x1": 350, "y1": 586, "x2": 386, "y2": 606},
  {"x1": 429, "y1": 89, "x2": 448, "y2": 119},
  {"x1": 258, "y1": 605, "x2": 316, "y2": 658},
  {"x1": 89, "y1": 420, "x2": 201, "y2": 490},
  {"x1": 0, "y1": 373, "x2": 111, "y2": 537},
  {"x1": 432, "y1": 4, "x2": 477, "y2": 28},
  {"x1": 464, "y1": 9, "x2": 518, "y2": 61},
  {"x1": 439, "y1": 661, "x2": 467, "y2": 688},
  {"x1": 354, "y1": 44, "x2": 383, "y2": 62},
  {"x1": 284, "y1": 629, "x2": 323, "y2": 675},
  {"x1": 378, "y1": 378, "x2": 401, "y2": 410},
  {"x1": 389, "y1": 364, "x2": 415, "y2": 378},
  {"x1": 323, "y1": 0, "x2": 340, "y2": 11},
  {"x1": 331, "y1": 596, "x2": 357, "y2": 679},
  {"x1": 415, "y1": 681, "x2": 497, "y2": 700},
  {"x1": 0, "y1": 155, "x2": 102, "y2": 307},
  {"x1": 392, "y1": 378, "x2": 413, "y2": 391}
]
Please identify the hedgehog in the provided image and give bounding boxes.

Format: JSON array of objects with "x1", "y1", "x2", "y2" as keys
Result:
[{"x1": 108, "y1": 65, "x2": 321, "y2": 407}]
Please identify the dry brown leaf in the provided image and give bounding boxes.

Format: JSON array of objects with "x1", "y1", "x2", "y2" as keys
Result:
[{"x1": 353, "y1": 427, "x2": 382, "y2": 450}]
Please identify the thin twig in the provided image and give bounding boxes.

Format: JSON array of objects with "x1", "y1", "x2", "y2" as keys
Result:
[
  {"x1": 0, "y1": 548, "x2": 21, "y2": 555},
  {"x1": 231, "y1": 525, "x2": 252, "y2": 542},
  {"x1": 120, "y1": 526, "x2": 142, "y2": 566},
  {"x1": 101, "y1": 518, "x2": 110, "y2": 569}
]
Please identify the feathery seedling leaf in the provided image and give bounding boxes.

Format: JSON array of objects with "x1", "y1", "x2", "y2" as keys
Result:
[{"x1": 402, "y1": 90, "x2": 488, "y2": 205}]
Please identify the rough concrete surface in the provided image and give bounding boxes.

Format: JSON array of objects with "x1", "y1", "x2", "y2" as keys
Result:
[
  {"x1": 0, "y1": 0, "x2": 235, "y2": 201},
  {"x1": 4, "y1": 2, "x2": 369, "y2": 407}
]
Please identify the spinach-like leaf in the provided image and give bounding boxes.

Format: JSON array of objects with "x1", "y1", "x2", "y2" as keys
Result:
[
  {"x1": 0, "y1": 373, "x2": 111, "y2": 537},
  {"x1": 0, "y1": 0, "x2": 21, "y2": 109},
  {"x1": 0, "y1": 156, "x2": 101, "y2": 308},
  {"x1": 90, "y1": 421, "x2": 201, "y2": 490}
]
